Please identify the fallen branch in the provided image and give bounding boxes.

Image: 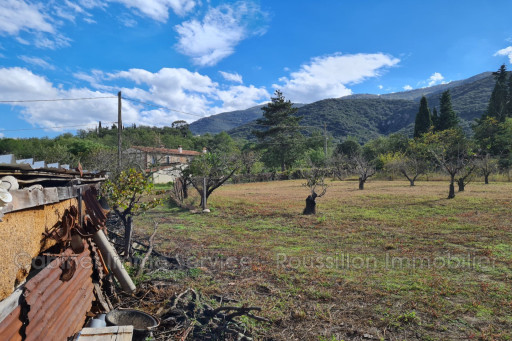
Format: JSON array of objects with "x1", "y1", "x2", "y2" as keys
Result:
[{"x1": 136, "y1": 221, "x2": 159, "y2": 278}]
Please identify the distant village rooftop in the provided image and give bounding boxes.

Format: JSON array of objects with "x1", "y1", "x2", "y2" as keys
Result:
[{"x1": 131, "y1": 145, "x2": 202, "y2": 156}]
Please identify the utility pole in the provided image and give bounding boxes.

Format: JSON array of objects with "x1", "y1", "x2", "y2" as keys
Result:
[
  {"x1": 324, "y1": 123, "x2": 328, "y2": 157},
  {"x1": 118, "y1": 91, "x2": 122, "y2": 169}
]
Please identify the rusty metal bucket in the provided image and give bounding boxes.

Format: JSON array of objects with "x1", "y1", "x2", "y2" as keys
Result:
[{"x1": 106, "y1": 308, "x2": 159, "y2": 341}]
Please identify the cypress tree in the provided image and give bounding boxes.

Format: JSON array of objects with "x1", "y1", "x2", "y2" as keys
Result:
[
  {"x1": 437, "y1": 90, "x2": 458, "y2": 131},
  {"x1": 486, "y1": 64, "x2": 508, "y2": 122},
  {"x1": 414, "y1": 96, "x2": 432, "y2": 137},
  {"x1": 432, "y1": 107, "x2": 439, "y2": 131}
]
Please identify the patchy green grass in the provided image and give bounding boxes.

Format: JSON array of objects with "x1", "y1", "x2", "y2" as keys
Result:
[{"x1": 134, "y1": 180, "x2": 512, "y2": 340}]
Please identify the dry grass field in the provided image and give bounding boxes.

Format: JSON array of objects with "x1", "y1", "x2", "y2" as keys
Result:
[{"x1": 135, "y1": 179, "x2": 512, "y2": 340}]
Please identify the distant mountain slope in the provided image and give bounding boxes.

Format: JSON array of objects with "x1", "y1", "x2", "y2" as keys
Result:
[
  {"x1": 229, "y1": 72, "x2": 497, "y2": 142},
  {"x1": 190, "y1": 104, "x2": 305, "y2": 135},
  {"x1": 190, "y1": 71, "x2": 497, "y2": 142},
  {"x1": 189, "y1": 105, "x2": 265, "y2": 135},
  {"x1": 229, "y1": 98, "x2": 419, "y2": 142}
]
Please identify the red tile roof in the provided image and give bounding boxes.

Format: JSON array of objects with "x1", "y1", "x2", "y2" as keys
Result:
[{"x1": 131, "y1": 146, "x2": 201, "y2": 156}]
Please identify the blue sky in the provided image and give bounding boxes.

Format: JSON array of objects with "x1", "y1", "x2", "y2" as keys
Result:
[{"x1": 1, "y1": 0, "x2": 512, "y2": 138}]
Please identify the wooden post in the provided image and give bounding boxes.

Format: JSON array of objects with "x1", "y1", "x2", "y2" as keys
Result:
[{"x1": 118, "y1": 91, "x2": 122, "y2": 170}]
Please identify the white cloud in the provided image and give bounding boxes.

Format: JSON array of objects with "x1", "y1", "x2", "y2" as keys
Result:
[
  {"x1": 0, "y1": 0, "x2": 54, "y2": 35},
  {"x1": 0, "y1": 132, "x2": 4, "y2": 138},
  {"x1": 111, "y1": 0, "x2": 196, "y2": 21},
  {"x1": 494, "y1": 46, "x2": 512, "y2": 63},
  {"x1": 0, "y1": 67, "x2": 135, "y2": 130},
  {"x1": 83, "y1": 17, "x2": 97, "y2": 24},
  {"x1": 119, "y1": 15, "x2": 138, "y2": 27},
  {"x1": 403, "y1": 85, "x2": 413, "y2": 91},
  {"x1": 0, "y1": 0, "x2": 194, "y2": 50},
  {"x1": 0, "y1": 66, "x2": 269, "y2": 131},
  {"x1": 107, "y1": 67, "x2": 269, "y2": 119},
  {"x1": 219, "y1": 71, "x2": 243, "y2": 83},
  {"x1": 427, "y1": 72, "x2": 444, "y2": 87},
  {"x1": 175, "y1": 1, "x2": 268, "y2": 66},
  {"x1": 378, "y1": 85, "x2": 383, "y2": 89},
  {"x1": 273, "y1": 53, "x2": 400, "y2": 103},
  {"x1": 214, "y1": 85, "x2": 269, "y2": 113},
  {"x1": 19, "y1": 56, "x2": 55, "y2": 70}
]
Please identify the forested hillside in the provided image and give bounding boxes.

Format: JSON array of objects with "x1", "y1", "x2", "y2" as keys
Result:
[
  {"x1": 228, "y1": 72, "x2": 497, "y2": 142},
  {"x1": 189, "y1": 104, "x2": 305, "y2": 135}
]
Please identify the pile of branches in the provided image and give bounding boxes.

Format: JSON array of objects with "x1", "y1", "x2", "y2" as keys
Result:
[
  {"x1": 104, "y1": 213, "x2": 269, "y2": 340},
  {"x1": 155, "y1": 288, "x2": 269, "y2": 341}
]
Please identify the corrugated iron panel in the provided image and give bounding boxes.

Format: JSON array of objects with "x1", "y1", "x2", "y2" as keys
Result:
[
  {"x1": 0, "y1": 306, "x2": 22, "y2": 341},
  {"x1": 24, "y1": 242, "x2": 94, "y2": 341}
]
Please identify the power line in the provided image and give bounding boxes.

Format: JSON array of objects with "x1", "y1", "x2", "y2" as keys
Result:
[
  {"x1": 0, "y1": 96, "x2": 117, "y2": 103},
  {"x1": 0, "y1": 94, "x2": 326, "y2": 131}
]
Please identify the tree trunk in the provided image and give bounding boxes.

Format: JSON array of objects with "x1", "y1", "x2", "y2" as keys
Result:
[
  {"x1": 409, "y1": 179, "x2": 415, "y2": 186},
  {"x1": 359, "y1": 177, "x2": 365, "y2": 190},
  {"x1": 183, "y1": 178, "x2": 188, "y2": 198},
  {"x1": 303, "y1": 192, "x2": 317, "y2": 215},
  {"x1": 484, "y1": 173, "x2": 489, "y2": 184},
  {"x1": 200, "y1": 194, "x2": 206, "y2": 209},
  {"x1": 124, "y1": 215, "x2": 133, "y2": 260},
  {"x1": 448, "y1": 176, "x2": 455, "y2": 199},
  {"x1": 457, "y1": 178, "x2": 465, "y2": 192}
]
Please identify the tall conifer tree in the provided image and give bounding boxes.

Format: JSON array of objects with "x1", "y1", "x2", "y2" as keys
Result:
[
  {"x1": 414, "y1": 96, "x2": 432, "y2": 137},
  {"x1": 437, "y1": 90, "x2": 459, "y2": 131},
  {"x1": 431, "y1": 107, "x2": 439, "y2": 131},
  {"x1": 252, "y1": 90, "x2": 304, "y2": 171},
  {"x1": 507, "y1": 71, "x2": 512, "y2": 119},
  {"x1": 486, "y1": 64, "x2": 508, "y2": 122}
]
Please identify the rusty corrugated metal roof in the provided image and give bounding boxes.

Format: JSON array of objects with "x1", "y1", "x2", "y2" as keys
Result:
[
  {"x1": 23, "y1": 243, "x2": 94, "y2": 341},
  {"x1": 0, "y1": 306, "x2": 22, "y2": 341},
  {"x1": 0, "y1": 242, "x2": 95, "y2": 341}
]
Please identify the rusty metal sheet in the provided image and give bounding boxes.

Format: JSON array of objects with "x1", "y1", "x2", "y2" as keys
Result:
[
  {"x1": 83, "y1": 189, "x2": 108, "y2": 230},
  {"x1": 0, "y1": 306, "x2": 22, "y2": 341},
  {"x1": 23, "y1": 242, "x2": 95, "y2": 341}
]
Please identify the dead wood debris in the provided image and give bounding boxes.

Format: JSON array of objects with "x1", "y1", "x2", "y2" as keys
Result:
[
  {"x1": 104, "y1": 213, "x2": 269, "y2": 340},
  {"x1": 116, "y1": 286, "x2": 269, "y2": 341}
]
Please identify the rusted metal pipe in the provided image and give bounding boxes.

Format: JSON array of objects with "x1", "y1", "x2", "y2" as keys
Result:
[{"x1": 93, "y1": 230, "x2": 136, "y2": 293}]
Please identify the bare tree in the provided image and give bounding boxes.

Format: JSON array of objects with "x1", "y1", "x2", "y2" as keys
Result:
[
  {"x1": 476, "y1": 153, "x2": 499, "y2": 184},
  {"x1": 348, "y1": 154, "x2": 376, "y2": 190},
  {"x1": 302, "y1": 168, "x2": 328, "y2": 215},
  {"x1": 185, "y1": 152, "x2": 240, "y2": 210},
  {"x1": 457, "y1": 163, "x2": 477, "y2": 192},
  {"x1": 329, "y1": 153, "x2": 347, "y2": 181},
  {"x1": 383, "y1": 140, "x2": 430, "y2": 186}
]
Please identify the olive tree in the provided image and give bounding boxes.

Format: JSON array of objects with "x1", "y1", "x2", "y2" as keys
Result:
[
  {"x1": 103, "y1": 169, "x2": 162, "y2": 259},
  {"x1": 424, "y1": 129, "x2": 475, "y2": 199}
]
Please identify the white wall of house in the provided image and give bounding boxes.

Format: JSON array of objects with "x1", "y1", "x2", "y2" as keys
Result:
[{"x1": 152, "y1": 164, "x2": 188, "y2": 184}]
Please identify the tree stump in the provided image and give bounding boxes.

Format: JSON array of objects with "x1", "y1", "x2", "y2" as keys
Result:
[{"x1": 303, "y1": 192, "x2": 318, "y2": 215}]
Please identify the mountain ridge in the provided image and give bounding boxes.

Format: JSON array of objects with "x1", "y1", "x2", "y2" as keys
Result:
[{"x1": 190, "y1": 71, "x2": 497, "y2": 142}]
